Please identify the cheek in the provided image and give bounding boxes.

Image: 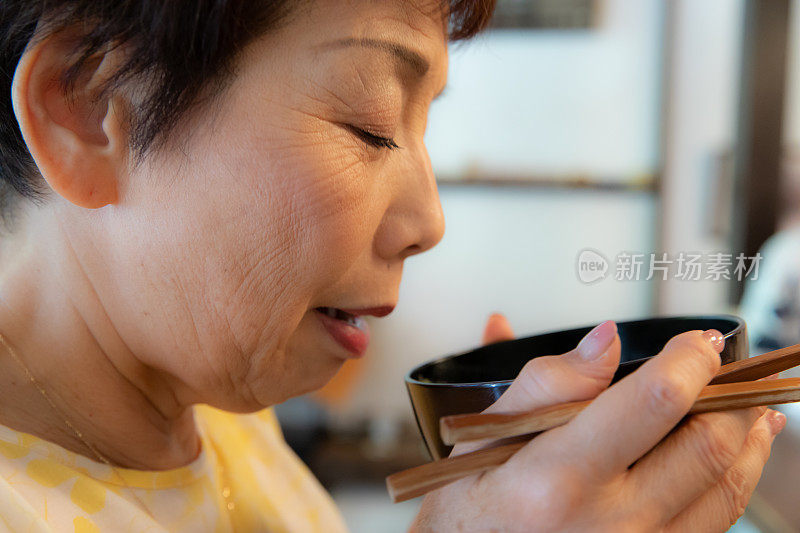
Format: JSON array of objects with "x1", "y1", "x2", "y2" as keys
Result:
[
  {"x1": 217, "y1": 111, "x2": 383, "y2": 288},
  {"x1": 135, "y1": 104, "x2": 386, "y2": 363}
]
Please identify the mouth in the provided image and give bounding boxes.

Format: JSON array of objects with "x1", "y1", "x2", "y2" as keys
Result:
[{"x1": 313, "y1": 305, "x2": 394, "y2": 358}]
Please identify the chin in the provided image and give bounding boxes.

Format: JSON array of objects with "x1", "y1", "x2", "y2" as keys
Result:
[
  {"x1": 262, "y1": 353, "x2": 346, "y2": 407},
  {"x1": 296, "y1": 357, "x2": 346, "y2": 397}
]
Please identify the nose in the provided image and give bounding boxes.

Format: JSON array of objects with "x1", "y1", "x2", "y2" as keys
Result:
[{"x1": 373, "y1": 142, "x2": 445, "y2": 261}]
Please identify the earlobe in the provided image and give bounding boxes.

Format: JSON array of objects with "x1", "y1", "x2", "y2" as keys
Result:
[{"x1": 11, "y1": 33, "x2": 127, "y2": 209}]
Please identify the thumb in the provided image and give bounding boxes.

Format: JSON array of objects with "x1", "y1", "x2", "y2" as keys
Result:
[
  {"x1": 487, "y1": 320, "x2": 621, "y2": 414},
  {"x1": 482, "y1": 313, "x2": 515, "y2": 345},
  {"x1": 450, "y1": 320, "x2": 621, "y2": 457}
]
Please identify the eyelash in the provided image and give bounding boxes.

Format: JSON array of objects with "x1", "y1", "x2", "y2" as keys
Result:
[{"x1": 349, "y1": 126, "x2": 400, "y2": 150}]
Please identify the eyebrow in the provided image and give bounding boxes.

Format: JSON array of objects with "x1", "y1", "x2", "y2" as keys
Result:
[{"x1": 321, "y1": 37, "x2": 430, "y2": 78}]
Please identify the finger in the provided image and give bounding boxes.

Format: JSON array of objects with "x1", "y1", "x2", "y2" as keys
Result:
[
  {"x1": 482, "y1": 313, "x2": 515, "y2": 345},
  {"x1": 487, "y1": 320, "x2": 620, "y2": 414},
  {"x1": 664, "y1": 409, "x2": 785, "y2": 532},
  {"x1": 526, "y1": 329, "x2": 723, "y2": 480},
  {"x1": 452, "y1": 321, "x2": 620, "y2": 456},
  {"x1": 629, "y1": 406, "x2": 764, "y2": 524}
]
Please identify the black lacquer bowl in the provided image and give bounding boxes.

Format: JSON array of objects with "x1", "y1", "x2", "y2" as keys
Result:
[{"x1": 406, "y1": 315, "x2": 748, "y2": 460}]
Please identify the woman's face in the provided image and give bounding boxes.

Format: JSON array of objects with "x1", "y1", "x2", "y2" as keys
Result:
[{"x1": 91, "y1": 0, "x2": 448, "y2": 410}]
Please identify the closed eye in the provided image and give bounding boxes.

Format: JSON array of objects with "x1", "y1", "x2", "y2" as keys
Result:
[{"x1": 347, "y1": 125, "x2": 400, "y2": 150}]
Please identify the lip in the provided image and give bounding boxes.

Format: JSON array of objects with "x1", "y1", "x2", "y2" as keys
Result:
[
  {"x1": 338, "y1": 306, "x2": 395, "y2": 318},
  {"x1": 314, "y1": 309, "x2": 371, "y2": 358}
]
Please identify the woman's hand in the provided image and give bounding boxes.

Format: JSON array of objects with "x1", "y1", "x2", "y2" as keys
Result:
[{"x1": 411, "y1": 314, "x2": 786, "y2": 532}]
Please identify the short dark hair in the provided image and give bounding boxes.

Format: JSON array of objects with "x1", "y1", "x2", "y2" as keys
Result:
[{"x1": 0, "y1": 0, "x2": 495, "y2": 223}]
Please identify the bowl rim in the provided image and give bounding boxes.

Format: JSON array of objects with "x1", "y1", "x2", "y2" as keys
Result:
[{"x1": 405, "y1": 314, "x2": 745, "y2": 388}]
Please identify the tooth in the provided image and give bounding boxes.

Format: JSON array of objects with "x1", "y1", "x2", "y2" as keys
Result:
[{"x1": 333, "y1": 309, "x2": 358, "y2": 326}]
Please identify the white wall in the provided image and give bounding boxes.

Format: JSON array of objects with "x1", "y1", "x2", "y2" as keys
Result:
[
  {"x1": 425, "y1": 0, "x2": 663, "y2": 180},
  {"x1": 657, "y1": 0, "x2": 745, "y2": 314}
]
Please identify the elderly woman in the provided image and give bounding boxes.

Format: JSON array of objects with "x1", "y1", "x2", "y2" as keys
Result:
[{"x1": 0, "y1": 0, "x2": 785, "y2": 531}]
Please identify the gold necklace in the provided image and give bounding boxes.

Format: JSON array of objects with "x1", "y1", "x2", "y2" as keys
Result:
[{"x1": 0, "y1": 331, "x2": 162, "y2": 523}]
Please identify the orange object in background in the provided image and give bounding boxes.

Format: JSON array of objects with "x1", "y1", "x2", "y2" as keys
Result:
[{"x1": 313, "y1": 358, "x2": 367, "y2": 408}]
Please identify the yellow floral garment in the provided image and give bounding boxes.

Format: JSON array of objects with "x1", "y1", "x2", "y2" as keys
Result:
[{"x1": 0, "y1": 404, "x2": 348, "y2": 532}]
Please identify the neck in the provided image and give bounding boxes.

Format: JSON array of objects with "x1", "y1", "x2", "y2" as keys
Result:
[{"x1": 0, "y1": 211, "x2": 200, "y2": 470}]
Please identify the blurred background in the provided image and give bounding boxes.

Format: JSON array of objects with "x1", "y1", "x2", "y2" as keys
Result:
[{"x1": 275, "y1": 1, "x2": 800, "y2": 530}]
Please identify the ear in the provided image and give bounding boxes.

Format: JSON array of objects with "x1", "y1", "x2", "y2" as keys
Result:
[{"x1": 10, "y1": 32, "x2": 130, "y2": 209}]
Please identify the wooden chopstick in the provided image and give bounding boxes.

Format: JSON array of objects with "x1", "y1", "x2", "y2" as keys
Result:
[
  {"x1": 710, "y1": 342, "x2": 800, "y2": 384},
  {"x1": 386, "y1": 441, "x2": 526, "y2": 503},
  {"x1": 387, "y1": 378, "x2": 800, "y2": 503},
  {"x1": 442, "y1": 344, "x2": 800, "y2": 445},
  {"x1": 441, "y1": 399, "x2": 589, "y2": 445}
]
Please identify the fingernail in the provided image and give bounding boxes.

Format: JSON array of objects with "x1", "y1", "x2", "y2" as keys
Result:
[
  {"x1": 576, "y1": 320, "x2": 617, "y2": 361},
  {"x1": 768, "y1": 409, "x2": 787, "y2": 435},
  {"x1": 701, "y1": 329, "x2": 725, "y2": 353}
]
